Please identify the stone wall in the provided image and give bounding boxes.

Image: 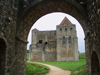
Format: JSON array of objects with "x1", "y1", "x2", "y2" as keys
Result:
[
  {"x1": 0, "y1": 0, "x2": 19, "y2": 75},
  {"x1": 30, "y1": 29, "x2": 57, "y2": 61},
  {"x1": 32, "y1": 52, "x2": 42, "y2": 61},
  {"x1": 85, "y1": 0, "x2": 100, "y2": 75},
  {"x1": 56, "y1": 24, "x2": 78, "y2": 61},
  {"x1": 45, "y1": 52, "x2": 57, "y2": 61},
  {"x1": 37, "y1": 31, "x2": 56, "y2": 43},
  {"x1": 0, "y1": 0, "x2": 100, "y2": 75}
]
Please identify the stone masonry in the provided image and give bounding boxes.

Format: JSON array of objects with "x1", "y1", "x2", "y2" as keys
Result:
[
  {"x1": 29, "y1": 17, "x2": 79, "y2": 61},
  {"x1": 0, "y1": 0, "x2": 100, "y2": 75}
]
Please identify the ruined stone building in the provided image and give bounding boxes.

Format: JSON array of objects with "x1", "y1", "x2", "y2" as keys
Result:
[
  {"x1": 29, "y1": 17, "x2": 79, "y2": 61},
  {"x1": 1, "y1": 0, "x2": 100, "y2": 75}
]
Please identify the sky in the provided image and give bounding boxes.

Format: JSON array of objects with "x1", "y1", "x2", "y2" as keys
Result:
[{"x1": 27, "y1": 12, "x2": 85, "y2": 53}]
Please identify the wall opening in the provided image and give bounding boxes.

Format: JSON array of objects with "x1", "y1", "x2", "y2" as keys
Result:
[
  {"x1": 0, "y1": 38, "x2": 6, "y2": 75},
  {"x1": 91, "y1": 51, "x2": 99, "y2": 75},
  {"x1": 45, "y1": 42, "x2": 48, "y2": 45},
  {"x1": 62, "y1": 37, "x2": 66, "y2": 44},
  {"x1": 26, "y1": 12, "x2": 86, "y2": 74},
  {"x1": 39, "y1": 40, "x2": 42, "y2": 44},
  {"x1": 27, "y1": 12, "x2": 85, "y2": 53}
]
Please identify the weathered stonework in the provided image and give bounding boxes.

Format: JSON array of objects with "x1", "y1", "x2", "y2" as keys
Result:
[
  {"x1": 29, "y1": 17, "x2": 79, "y2": 61},
  {"x1": 0, "y1": 0, "x2": 100, "y2": 75}
]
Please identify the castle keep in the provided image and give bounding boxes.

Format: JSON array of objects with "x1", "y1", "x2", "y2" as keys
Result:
[
  {"x1": 29, "y1": 17, "x2": 79, "y2": 61},
  {"x1": 0, "y1": 0, "x2": 99, "y2": 74}
]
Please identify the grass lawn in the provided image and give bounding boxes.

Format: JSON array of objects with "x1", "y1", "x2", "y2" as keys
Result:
[
  {"x1": 71, "y1": 64, "x2": 86, "y2": 75},
  {"x1": 35, "y1": 59, "x2": 86, "y2": 71},
  {"x1": 27, "y1": 52, "x2": 86, "y2": 75},
  {"x1": 27, "y1": 62, "x2": 50, "y2": 75},
  {"x1": 28, "y1": 62, "x2": 50, "y2": 70}
]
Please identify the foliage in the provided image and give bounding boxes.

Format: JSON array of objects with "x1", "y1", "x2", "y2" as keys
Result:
[
  {"x1": 27, "y1": 62, "x2": 49, "y2": 75},
  {"x1": 79, "y1": 53, "x2": 86, "y2": 59},
  {"x1": 71, "y1": 65, "x2": 86, "y2": 75},
  {"x1": 27, "y1": 53, "x2": 29, "y2": 61},
  {"x1": 27, "y1": 50, "x2": 29, "y2": 53}
]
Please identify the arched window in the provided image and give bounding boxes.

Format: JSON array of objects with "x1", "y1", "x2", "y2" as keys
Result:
[
  {"x1": 62, "y1": 37, "x2": 66, "y2": 44},
  {"x1": 70, "y1": 28, "x2": 72, "y2": 31},
  {"x1": 65, "y1": 28, "x2": 67, "y2": 31},
  {"x1": 60, "y1": 28, "x2": 62, "y2": 31},
  {"x1": 68, "y1": 37, "x2": 71, "y2": 44}
]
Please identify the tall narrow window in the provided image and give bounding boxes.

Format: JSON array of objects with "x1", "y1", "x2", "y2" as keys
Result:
[
  {"x1": 65, "y1": 28, "x2": 67, "y2": 31},
  {"x1": 60, "y1": 28, "x2": 62, "y2": 31},
  {"x1": 70, "y1": 28, "x2": 72, "y2": 31},
  {"x1": 68, "y1": 37, "x2": 71, "y2": 44},
  {"x1": 62, "y1": 37, "x2": 66, "y2": 44}
]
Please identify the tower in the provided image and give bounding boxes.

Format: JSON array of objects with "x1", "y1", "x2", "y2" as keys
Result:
[{"x1": 56, "y1": 17, "x2": 79, "y2": 61}]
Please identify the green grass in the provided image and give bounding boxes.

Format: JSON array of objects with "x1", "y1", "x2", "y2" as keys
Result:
[
  {"x1": 27, "y1": 62, "x2": 50, "y2": 75},
  {"x1": 28, "y1": 62, "x2": 50, "y2": 70},
  {"x1": 71, "y1": 64, "x2": 86, "y2": 75},
  {"x1": 26, "y1": 63, "x2": 35, "y2": 75},
  {"x1": 36, "y1": 59, "x2": 86, "y2": 71},
  {"x1": 27, "y1": 52, "x2": 86, "y2": 75}
]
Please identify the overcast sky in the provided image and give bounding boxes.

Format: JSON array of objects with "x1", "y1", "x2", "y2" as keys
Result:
[{"x1": 27, "y1": 12, "x2": 85, "y2": 53}]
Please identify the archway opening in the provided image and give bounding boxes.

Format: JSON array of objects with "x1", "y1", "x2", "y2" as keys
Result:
[
  {"x1": 27, "y1": 12, "x2": 85, "y2": 54},
  {"x1": 17, "y1": 1, "x2": 88, "y2": 74},
  {"x1": 91, "y1": 51, "x2": 99, "y2": 75},
  {"x1": 26, "y1": 12, "x2": 86, "y2": 74},
  {"x1": 0, "y1": 38, "x2": 6, "y2": 75}
]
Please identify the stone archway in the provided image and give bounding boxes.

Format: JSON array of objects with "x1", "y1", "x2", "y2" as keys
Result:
[
  {"x1": 16, "y1": 0, "x2": 89, "y2": 75},
  {"x1": 17, "y1": 0, "x2": 87, "y2": 40},
  {"x1": 91, "y1": 51, "x2": 99, "y2": 75},
  {"x1": 0, "y1": 38, "x2": 6, "y2": 75},
  {"x1": 0, "y1": 0, "x2": 100, "y2": 75}
]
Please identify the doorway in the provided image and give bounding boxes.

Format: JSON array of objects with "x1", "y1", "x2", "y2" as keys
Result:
[
  {"x1": 91, "y1": 51, "x2": 99, "y2": 75},
  {"x1": 0, "y1": 38, "x2": 6, "y2": 75}
]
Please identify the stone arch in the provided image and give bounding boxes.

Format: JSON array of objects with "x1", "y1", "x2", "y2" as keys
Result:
[
  {"x1": 16, "y1": 0, "x2": 88, "y2": 75},
  {"x1": 91, "y1": 51, "x2": 99, "y2": 75},
  {"x1": 0, "y1": 38, "x2": 7, "y2": 75},
  {"x1": 17, "y1": 0, "x2": 87, "y2": 40}
]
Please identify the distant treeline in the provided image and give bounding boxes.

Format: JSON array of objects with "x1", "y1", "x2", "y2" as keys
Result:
[
  {"x1": 27, "y1": 50, "x2": 29, "y2": 53},
  {"x1": 79, "y1": 53, "x2": 86, "y2": 59}
]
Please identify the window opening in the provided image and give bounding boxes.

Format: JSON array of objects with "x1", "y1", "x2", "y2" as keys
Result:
[
  {"x1": 65, "y1": 28, "x2": 67, "y2": 31},
  {"x1": 62, "y1": 37, "x2": 66, "y2": 44},
  {"x1": 45, "y1": 42, "x2": 48, "y2": 45},
  {"x1": 39, "y1": 40, "x2": 42, "y2": 44},
  {"x1": 70, "y1": 28, "x2": 72, "y2": 31},
  {"x1": 60, "y1": 28, "x2": 62, "y2": 31},
  {"x1": 68, "y1": 37, "x2": 71, "y2": 44}
]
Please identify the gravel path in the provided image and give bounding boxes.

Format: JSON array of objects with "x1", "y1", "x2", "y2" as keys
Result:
[{"x1": 33, "y1": 62, "x2": 71, "y2": 75}]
